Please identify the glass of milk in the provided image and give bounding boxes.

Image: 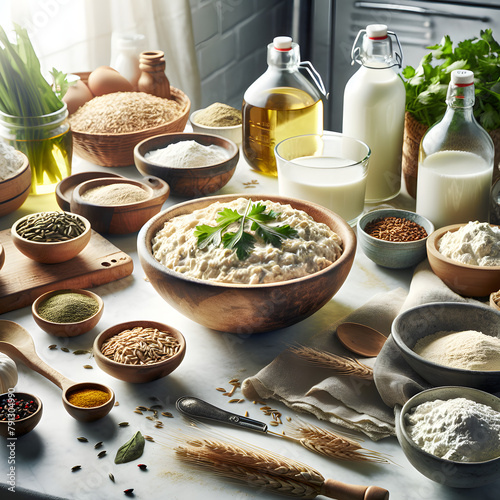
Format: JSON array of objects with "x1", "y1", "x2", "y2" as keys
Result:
[{"x1": 275, "y1": 133, "x2": 370, "y2": 226}]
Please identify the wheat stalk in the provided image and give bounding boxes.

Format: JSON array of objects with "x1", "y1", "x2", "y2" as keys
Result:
[
  {"x1": 288, "y1": 345, "x2": 373, "y2": 379},
  {"x1": 276, "y1": 419, "x2": 393, "y2": 464}
]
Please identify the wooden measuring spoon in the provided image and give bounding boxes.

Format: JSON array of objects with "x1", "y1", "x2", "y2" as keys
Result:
[
  {"x1": 336, "y1": 322, "x2": 387, "y2": 357},
  {"x1": 0, "y1": 320, "x2": 114, "y2": 422}
]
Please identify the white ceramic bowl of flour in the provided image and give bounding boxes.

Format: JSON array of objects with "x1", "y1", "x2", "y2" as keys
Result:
[
  {"x1": 392, "y1": 302, "x2": 500, "y2": 392},
  {"x1": 396, "y1": 386, "x2": 500, "y2": 487}
]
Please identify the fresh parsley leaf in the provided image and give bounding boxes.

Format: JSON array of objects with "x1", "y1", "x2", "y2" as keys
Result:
[{"x1": 194, "y1": 200, "x2": 297, "y2": 260}]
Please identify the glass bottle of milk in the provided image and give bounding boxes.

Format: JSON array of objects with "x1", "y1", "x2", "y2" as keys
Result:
[
  {"x1": 416, "y1": 69, "x2": 494, "y2": 229},
  {"x1": 343, "y1": 24, "x2": 405, "y2": 202}
]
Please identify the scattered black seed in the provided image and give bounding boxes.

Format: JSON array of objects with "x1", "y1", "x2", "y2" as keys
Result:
[
  {"x1": 97, "y1": 450, "x2": 107, "y2": 458},
  {"x1": 138, "y1": 464, "x2": 147, "y2": 470},
  {"x1": 109, "y1": 473, "x2": 115, "y2": 482},
  {"x1": 77, "y1": 437, "x2": 88, "y2": 442},
  {"x1": 136, "y1": 406, "x2": 148, "y2": 411},
  {"x1": 71, "y1": 465, "x2": 81, "y2": 472},
  {"x1": 0, "y1": 395, "x2": 39, "y2": 421},
  {"x1": 94, "y1": 441, "x2": 103, "y2": 449},
  {"x1": 48, "y1": 344, "x2": 57, "y2": 350},
  {"x1": 118, "y1": 422, "x2": 129, "y2": 427},
  {"x1": 60, "y1": 347, "x2": 70, "y2": 353},
  {"x1": 124, "y1": 488, "x2": 134, "y2": 496},
  {"x1": 161, "y1": 412, "x2": 173, "y2": 418}
]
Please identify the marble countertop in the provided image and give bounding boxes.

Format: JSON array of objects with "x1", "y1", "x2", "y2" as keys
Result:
[{"x1": 0, "y1": 151, "x2": 498, "y2": 500}]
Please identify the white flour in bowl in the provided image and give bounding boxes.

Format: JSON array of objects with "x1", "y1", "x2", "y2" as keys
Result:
[
  {"x1": 0, "y1": 142, "x2": 24, "y2": 181},
  {"x1": 406, "y1": 397, "x2": 500, "y2": 462},
  {"x1": 438, "y1": 221, "x2": 500, "y2": 266},
  {"x1": 413, "y1": 329, "x2": 500, "y2": 371}
]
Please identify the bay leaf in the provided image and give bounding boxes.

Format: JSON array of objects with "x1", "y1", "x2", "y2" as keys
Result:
[{"x1": 114, "y1": 431, "x2": 145, "y2": 464}]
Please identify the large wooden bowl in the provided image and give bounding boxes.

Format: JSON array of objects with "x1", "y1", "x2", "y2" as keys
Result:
[
  {"x1": 427, "y1": 223, "x2": 500, "y2": 297},
  {"x1": 134, "y1": 132, "x2": 239, "y2": 197},
  {"x1": 0, "y1": 151, "x2": 30, "y2": 217},
  {"x1": 70, "y1": 176, "x2": 170, "y2": 234},
  {"x1": 138, "y1": 195, "x2": 356, "y2": 333}
]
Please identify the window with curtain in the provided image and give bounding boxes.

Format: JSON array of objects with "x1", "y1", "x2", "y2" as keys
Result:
[{"x1": 2, "y1": 0, "x2": 201, "y2": 109}]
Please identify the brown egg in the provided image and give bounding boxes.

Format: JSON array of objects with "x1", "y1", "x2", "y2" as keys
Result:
[
  {"x1": 63, "y1": 80, "x2": 94, "y2": 114},
  {"x1": 88, "y1": 66, "x2": 133, "y2": 96}
]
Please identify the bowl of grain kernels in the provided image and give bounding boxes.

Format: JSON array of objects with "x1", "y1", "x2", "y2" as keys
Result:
[
  {"x1": 427, "y1": 221, "x2": 500, "y2": 297},
  {"x1": 70, "y1": 176, "x2": 169, "y2": 234},
  {"x1": 396, "y1": 386, "x2": 500, "y2": 487},
  {"x1": 134, "y1": 132, "x2": 239, "y2": 197},
  {"x1": 392, "y1": 302, "x2": 500, "y2": 392},
  {"x1": 93, "y1": 320, "x2": 186, "y2": 383},
  {"x1": 69, "y1": 88, "x2": 191, "y2": 167},
  {"x1": 357, "y1": 208, "x2": 434, "y2": 269},
  {"x1": 190, "y1": 102, "x2": 242, "y2": 145},
  {"x1": 32, "y1": 289, "x2": 104, "y2": 337},
  {"x1": 11, "y1": 211, "x2": 91, "y2": 264}
]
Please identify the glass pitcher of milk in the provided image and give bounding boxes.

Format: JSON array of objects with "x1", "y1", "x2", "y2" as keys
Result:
[
  {"x1": 416, "y1": 69, "x2": 494, "y2": 228},
  {"x1": 342, "y1": 24, "x2": 405, "y2": 203}
]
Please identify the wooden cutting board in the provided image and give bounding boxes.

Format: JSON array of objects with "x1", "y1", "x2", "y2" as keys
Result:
[{"x1": 0, "y1": 229, "x2": 133, "y2": 314}]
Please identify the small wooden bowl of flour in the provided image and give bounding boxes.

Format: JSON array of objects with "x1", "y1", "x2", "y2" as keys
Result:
[
  {"x1": 134, "y1": 132, "x2": 239, "y2": 198},
  {"x1": 70, "y1": 176, "x2": 170, "y2": 234},
  {"x1": 0, "y1": 149, "x2": 30, "y2": 218},
  {"x1": 427, "y1": 222, "x2": 500, "y2": 297}
]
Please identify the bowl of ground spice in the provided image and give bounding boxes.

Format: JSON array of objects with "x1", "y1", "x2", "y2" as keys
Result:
[
  {"x1": 93, "y1": 320, "x2": 186, "y2": 383},
  {"x1": 357, "y1": 208, "x2": 434, "y2": 269},
  {"x1": 0, "y1": 391, "x2": 43, "y2": 438},
  {"x1": 32, "y1": 289, "x2": 104, "y2": 337},
  {"x1": 11, "y1": 211, "x2": 92, "y2": 264},
  {"x1": 392, "y1": 301, "x2": 500, "y2": 392},
  {"x1": 190, "y1": 102, "x2": 242, "y2": 145},
  {"x1": 396, "y1": 386, "x2": 500, "y2": 487},
  {"x1": 70, "y1": 176, "x2": 170, "y2": 234},
  {"x1": 69, "y1": 88, "x2": 191, "y2": 167},
  {"x1": 427, "y1": 222, "x2": 500, "y2": 297},
  {"x1": 134, "y1": 132, "x2": 239, "y2": 197}
]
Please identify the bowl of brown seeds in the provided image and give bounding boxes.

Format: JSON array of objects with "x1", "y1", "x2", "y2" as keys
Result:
[
  {"x1": 11, "y1": 211, "x2": 92, "y2": 264},
  {"x1": 93, "y1": 320, "x2": 186, "y2": 383},
  {"x1": 357, "y1": 208, "x2": 434, "y2": 269}
]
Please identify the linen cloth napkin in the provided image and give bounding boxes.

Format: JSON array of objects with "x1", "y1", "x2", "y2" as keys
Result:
[{"x1": 241, "y1": 260, "x2": 481, "y2": 441}]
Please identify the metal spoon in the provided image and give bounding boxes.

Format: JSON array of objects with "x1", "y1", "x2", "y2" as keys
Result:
[
  {"x1": 336, "y1": 322, "x2": 387, "y2": 357},
  {"x1": 0, "y1": 320, "x2": 114, "y2": 422}
]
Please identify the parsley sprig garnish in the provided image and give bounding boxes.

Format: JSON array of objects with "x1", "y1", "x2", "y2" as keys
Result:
[{"x1": 194, "y1": 200, "x2": 298, "y2": 260}]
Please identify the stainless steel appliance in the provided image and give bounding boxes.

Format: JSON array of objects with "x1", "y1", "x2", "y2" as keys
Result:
[{"x1": 305, "y1": 0, "x2": 500, "y2": 131}]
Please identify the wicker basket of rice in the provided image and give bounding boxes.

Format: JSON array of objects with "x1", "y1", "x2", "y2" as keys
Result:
[{"x1": 69, "y1": 87, "x2": 190, "y2": 167}]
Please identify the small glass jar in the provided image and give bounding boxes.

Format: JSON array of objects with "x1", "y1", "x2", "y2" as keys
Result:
[{"x1": 0, "y1": 104, "x2": 72, "y2": 195}]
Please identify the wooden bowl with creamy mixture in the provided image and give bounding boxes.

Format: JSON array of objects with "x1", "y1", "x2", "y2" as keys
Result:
[
  {"x1": 138, "y1": 194, "x2": 356, "y2": 334},
  {"x1": 392, "y1": 302, "x2": 500, "y2": 392},
  {"x1": 427, "y1": 222, "x2": 500, "y2": 297},
  {"x1": 134, "y1": 132, "x2": 239, "y2": 197}
]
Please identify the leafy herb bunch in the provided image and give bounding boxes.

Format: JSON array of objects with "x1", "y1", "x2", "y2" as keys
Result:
[
  {"x1": 402, "y1": 29, "x2": 500, "y2": 131},
  {"x1": 194, "y1": 200, "x2": 298, "y2": 260}
]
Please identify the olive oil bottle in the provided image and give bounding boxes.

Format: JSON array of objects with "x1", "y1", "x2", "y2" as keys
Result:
[{"x1": 242, "y1": 37, "x2": 325, "y2": 176}]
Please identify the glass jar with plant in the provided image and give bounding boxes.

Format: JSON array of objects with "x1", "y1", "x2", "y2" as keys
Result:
[{"x1": 0, "y1": 25, "x2": 72, "y2": 195}]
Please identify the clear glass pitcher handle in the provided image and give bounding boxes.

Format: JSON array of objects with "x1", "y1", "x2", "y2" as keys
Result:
[
  {"x1": 350, "y1": 29, "x2": 403, "y2": 70},
  {"x1": 299, "y1": 60, "x2": 329, "y2": 99}
]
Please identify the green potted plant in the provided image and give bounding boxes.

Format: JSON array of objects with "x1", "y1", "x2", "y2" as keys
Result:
[{"x1": 401, "y1": 29, "x2": 500, "y2": 198}]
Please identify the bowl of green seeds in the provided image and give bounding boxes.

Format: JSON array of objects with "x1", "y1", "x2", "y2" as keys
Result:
[
  {"x1": 11, "y1": 211, "x2": 91, "y2": 264},
  {"x1": 32, "y1": 289, "x2": 104, "y2": 337}
]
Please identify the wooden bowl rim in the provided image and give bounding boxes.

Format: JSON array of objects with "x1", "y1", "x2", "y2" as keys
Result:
[
  {"x1": 70, "y1": 87, "x2": 190, "y2": 138},
  {"x1": 427, "y1": 223, "x2": 500, "y2": 270},
  {"x1": 0, "y1": 391, "x2": 43, "y2": 423},
  {"x1": 139, "y1": 194, "x2": 356, "y2": 289},
  {"x1": 93, "y1": 320, "x2": 186, "y2": 370},
  {"x1": 11, "y1": 212, "x2": 91, "y2": 247},
  {"x1": 32, "y1": 288, "x2": 104, "y2": 326},
  {"x1": 358, "y1": 208, "x2": 434, "y2": 246},
  {"x1": 63, "y1": 382, "x2": 115, "y2": 410},
  {"x1": 190, "y1": 109, "x2": 242, "y2": 131},
  {"x1": 134, "y1": 132, "x2": 239, "y2": 172}
]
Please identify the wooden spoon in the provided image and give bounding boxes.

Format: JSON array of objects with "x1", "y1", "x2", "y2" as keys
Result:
[
  {"x1": 0, "y1": 320, "x2": 114, "y2": 422},
  {"x1": 336, "y1": 322, "x2": 387, "y2": 357}
]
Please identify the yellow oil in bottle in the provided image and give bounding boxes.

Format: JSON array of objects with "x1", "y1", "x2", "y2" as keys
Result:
[{"x1": 242, "y1": 87, "x2": 323, "y2": 176}]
